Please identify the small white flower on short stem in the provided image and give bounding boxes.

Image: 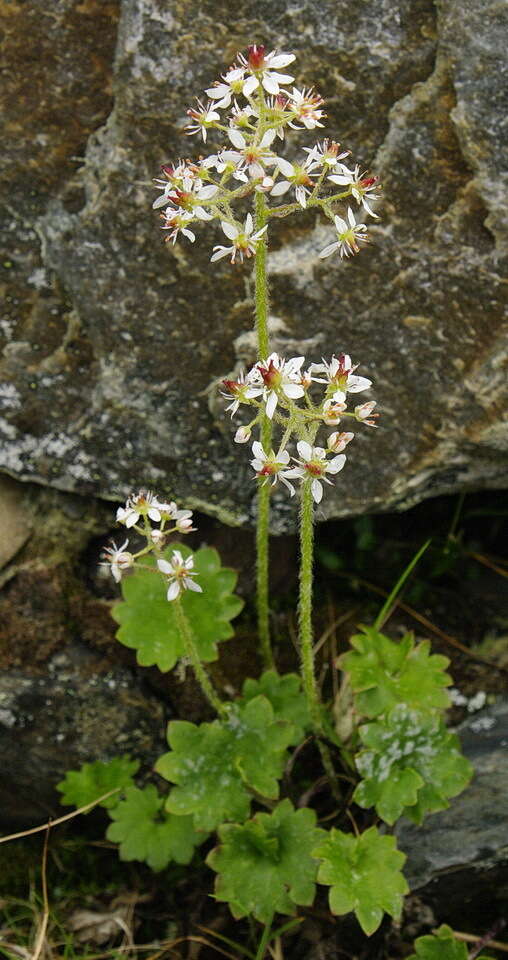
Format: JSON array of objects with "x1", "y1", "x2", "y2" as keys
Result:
[
  {"x1": 287, "y1": 87, "x2": 325, "y2": 129},
  {"x1": 251, "y1": 352, "x2": 306, "y2": 419},
  {"x1": 205, "y1": 66, "x2": 247, "y2": 108},
  {"x1": 319, "y1": 207, "x2": 370, "y2": 259},
  {"x1": 270, "y1": 156, "x2": 317, "y2": 208},
  {"x1": 101, "y1": 539, "x2": 134, "y2": 583},
  {"x1": 304, "y1": 139, "x2": 350, "y2": 170},
  {"x1": 221, "y1": 372, "x2": 259, "y2": 417},
  {"x1": 328, "y1": 164, "x2": 381, "y2": 218},
  {"x1": 290, "y1": 441, "x2": 346, "y2": 504},
  {"x1": 157, "y1": 551, "x2": 202, "y2": 601},
  {"x1": 238, "y1": 45, "x2": 295, "y2": 96},
  {"x1": 355, "y1": 400, "x2": 379, "y2": 426},
  {"x1": 309, "y1": 353, "x2": 372, "y2": 403},
  {"x1": 211, "y1": 213, "x2": 268, "y2": 264},
  {"x1": 155, "y1": 501, "x2": 196, "y2": 533},
  {"x1": 117, "y1": 491, "x2": 162, "y2": 528},
  {"x1": 234, "y1": 425, "x2": 252, "y2": 443},
  {"x1": 327, "y1": 431, "x2": 355, "y2": 453},
  {"x1": 322, "y1": 398, "x2": 347, "y2": 425},
  {"x1": 223, "y1": 128, "x2": 278, "y2": 180},
  {"x1": 250, "y1": 441, "x2": 297, "y2": 496},
  {"x1": 185, "y1": 99, "x2": 221, "y2": 141},
  {"x1": 160, "y1": 210, "x2": 196, "y2": 244}
]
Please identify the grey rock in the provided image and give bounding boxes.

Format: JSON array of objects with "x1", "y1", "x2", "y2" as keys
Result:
[
  {"x1": 397, "y1": 698, "x2": 508, "y2": 890},
  {"x1": 1, "y1": 0, "x2": 507, "y2": 530},
  {"x1": 0, "y1": 642, "x2": 167, "y2": 828}
]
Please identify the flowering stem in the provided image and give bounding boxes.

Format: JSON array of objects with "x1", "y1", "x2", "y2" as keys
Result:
[
  {"x1": 254, "y1": 189, "x2": 274, "y2": 668},
  {"x1": 298, "y1": 480, "x2": 321, "y2": 729},
  {"x1": 174, "y1": 597, "x2": 226, "y2": 716}
]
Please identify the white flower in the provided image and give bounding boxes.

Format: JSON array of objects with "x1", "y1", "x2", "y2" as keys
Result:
[
  {"x1": 211, "y1": 213, "x2": 268, "y2": 264},
  {"x1": 250, "y1": 441, "x2": 297, "y2": 495},
  {"x1": 159, "y1": 210, "x2": 196, "y2": 244},
  {"x1": 205, "y1": 66, "x2": 247, "y2": 108},
  {"x1": 238, "y1": 45, "x2": 295, "y2": 96},
  {"x1": 249, "y1": 352, "x2": 306, "y2": 419},
  {"x1": 101, "y1": 539, "x2": 134, "y2": 583},
  {"x1": 221, "y1": 372, "x2": 259, "y2": 417},
  {"x1": 328, "y1": 164, "x2": 381, "y2": 218},
  {"x1": 222, "y1": 128, "x2": 278, "y2": 180},
  {"x1": 185, "y1": 99, "x2": 221, "y2": 141},
  {"x1": 303, "y1": 139, "x2": 350, "y2": 171},
  {"x1": 322, "y1": 398, "x2": 346, "y2": 425},
  {"x1": 117, "y1": 491, "x2": 162, "y2": 528},
  {"x1": 155, "y1": 500, "x2": 196, "y2": 533},
  {"x1": 327, "y1": 431, "x2": 355, "y2": 453},
  {"x1": 270, "y1": 156, "x2": 317, "y2": 208},
  {"x1": 355, "y1": 401, "x2": 379, "y2": 426},
  {"x1": 319, "y1": 207, "x2": 370, "y2": 259},
  {"x1": 287, "y1": 87, "x2": 325, "y2": 129},
  {"x1": 157, "y1": 551, "x2": 202, "y2": 601},
  {"x1": 309, "y1": 354, "x2": 372, "y2": 403},
  {"x1": 290, "y1": 441, "x2": 346, "y2": 503}
]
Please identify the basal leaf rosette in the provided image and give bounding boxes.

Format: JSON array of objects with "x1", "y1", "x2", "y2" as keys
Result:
[
  {"x1": 57, "y1": 756, "x2": 139, "y2": 811},
  {"x1": 112, "y1": 544, "x2": 243, "y2": 671},
  {"x1": 156, "y1": 695, "x2": 295, "y2": 831},
  {"x1": 207, "y1": 799, "x2": 325, "y2": 923},
  {"x1": 338, "y1": 627, "x2": 452, "y2": 718},
  {"x1": 353, "y1": 704, "x2": 473, "y2": 824},
  {"x1": 240, "y1": 670, "x2": 311, "y2": 744},
  {"x1": 408, "y1": 924, "x2": 494, "y2": 960},
  {"x1": 313, "y1": 826, "x2": 408, "y2": 935},
  {"x1": 106, "y1": 785, "x2": 201, "y2": 871}
]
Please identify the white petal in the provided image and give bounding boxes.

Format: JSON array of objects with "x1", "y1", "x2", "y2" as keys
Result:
[
  {"x1": 167, "y1": 580, "x2": 180, "y2": 601},
  {"x1": 326, "y1": 454, "x2": 346, "y2": 474},
  {"x1": 278, "y1": 450, "x2": 290, "y2": 464},
  {"x1": 152, "y1": 193, "x2": 171, "y2": 209},
  {"x1": 210, "y1": 246, "x2": 231, "y2": 261},
  {"x1": 194, "y1": 206, "x2": 213, "y2": 220},
  {"x1": 347, "y1": 375, "x2": 372, "y2": 393},
  {"x1": 319, "y1": 242, "x2": 339, "y2": 259},
  {"x1": 244, "y1": 212, "x2": 253, "y2": 235},
  {"x1": 266, "y1": 391, "x2": 278, "y2": 419},
  {"x1": 270, "y1": 72, "x2": 294, "y2": 84},
  {"x1": 221, "y1": 220, "x2": 239, "y2": 240},
  {"x1": 243, "y1": 75, "x2": 259, "y2": 97},
  {"x1": 260, "y1": 128, "x2": 276, "y2": 148},
  {"x1": 276, "y1": 157, "x2": 294, "y2": 177},
  {"x1": 252, "y1": 441, "x2": 265, "y2": 460},
  {"x1": 198, "y1": 184, "x2": 219, "y2": 199},
  {"x1": 268, "y1": 54, "x2": 296, "y2": 68},
  {"x1": 270, "y1": 180, "x2": 291, "y2": 196},
  {"x1": 284, "y1": 467, "x2": 305, "y2": 479},
  {"x1": 282, "y1": 383, "x2": 305, "y2": 399},
  {"x1": 347, "y1": 206, "x2": 356, "y2": 227},
  {"x1": 332, "y1": 389, "x2": 347, "y2": 404},
  {"x1": 251, "y1": 459, "x2": 264, "y2": 471},
  {"x1": 228, "y1": 128, "x2": 246, "y2": 149},
  {"x1": 334, "y1": 215, "x2": 348, "y2": 233},
  {"x1": 182, "y1": 228, "x2": 196, "y2": 242},
  {"x1": 185, "y1": 578, "x2": 203, "y2": 592},
  {"x1": 327, "y1": 174, "x2": 350, "y2": 185},
  {"x1": 125, "y1": 512, "x2": 139, "y2": 528},
  {"x1": 297, "y1": 440, "x2": 313, "y2": 461},
  {"x1": 206, "y1": 84, "x2": 229, "y2": 99},
  {"x1": 148, "y1": 507, "x2": 162, "y2": 521},
  {"x1": 311, "y1": 479, "x2": 323, "y2": 503},
  {"x1": 262, "y1": 74, "x2": 279, "y2": 94}
]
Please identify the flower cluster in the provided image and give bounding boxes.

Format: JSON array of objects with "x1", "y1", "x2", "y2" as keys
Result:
[
  {"x1": 101, "y1": 492, "x2": 201, "y2": 601},
  {"x1": 222, "y1": 351, "x2": 377, "y2": 503},
  {"x1": 152, "y1": 45, "x2": 380, "y2": 261}
]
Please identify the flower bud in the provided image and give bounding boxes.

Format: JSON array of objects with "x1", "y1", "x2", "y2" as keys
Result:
[
  {"x1": 355, "y1": 401, "x2": 377, "y2": 420},
  {"x1": 235, "y1": 425, "x2": 251, "y2": 444},
  {"x1": 327, "y1": 431, "x2": 354, "y2": 453},
  {"x1": 151, "y1": 529, "x2": 165, "y2": 545}
]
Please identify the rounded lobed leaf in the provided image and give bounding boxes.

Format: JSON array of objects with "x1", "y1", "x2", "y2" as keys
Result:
[
  {"x1": 353, "y1": 704, "x2": 473, "y2": 824},
  {"x1": 338, "y1": 627, "x2": 452, "y2": 718},
  {"x1": 57, "y1": 756, "x2": 139, "y2": 810},
  {"x1": 156, "y1": 696, "x2": 295, "y2": 832},
  {"x1": 106, "y1": 784, "x2": 202, "y2": 871},
  {"x1": 407, "y1": 924, "x2": 494, "y2": 960},
  {"x1": 241, "y1": 670, "x2": 311, "y2": 745},
  {"x1": 112, "y1": 544, "x2": 243, "y2": 671},
  {"x1": 207, "y1": 799, "x2": 325, "y2": 923},
  {"x1": 313, "y1": 826, "x2": 408, "y2": 935}
]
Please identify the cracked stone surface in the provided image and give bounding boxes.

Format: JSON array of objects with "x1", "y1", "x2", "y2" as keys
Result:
[{"x1": 1, "y1": 0, "x2": 507, "y2": 531}]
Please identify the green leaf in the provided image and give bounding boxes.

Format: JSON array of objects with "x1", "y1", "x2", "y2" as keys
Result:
[
  {"x1": 313, "y1": 826, "x2": 408, "y2": 935},
  {"x1": 156, "y1": 696, "x2": 294, "y2": 831},
  {"x1": 407, "y1": 924, "x2": 494, "y2": 960},
  {"x1": 240, "y1": 670, "x2": 311, "y2": 744},
  {"x1": 112, "y1": 544, "x2": 243, "y2": 671},
  {"x1": 106, "y1": 785, "x2": 201, "y2": 871},
  {"x1": 338, "y1": 626, "x2": 452, "y2": 718},
  {"x1": 353, "y1": 704, "x2": 473, "y2": 824},
  {"x1": 57, "y1": 756, "x2": 139, "y2": 810},
  {"x1": 207, "y1": 799, "x2": 324, "y2": 923}
]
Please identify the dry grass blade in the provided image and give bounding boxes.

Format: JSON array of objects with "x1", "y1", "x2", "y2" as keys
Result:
[
  {"x1": 0, "y1": 790, "x2": 121, "y2": 845},
  {"x1": 30, "y1": 827, "x2": 49, "y2": 960}
]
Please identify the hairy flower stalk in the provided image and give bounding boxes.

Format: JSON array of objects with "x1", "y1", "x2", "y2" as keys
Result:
[{"x1": 173, "y1": 596, "x2": 226, "y2": 716}]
